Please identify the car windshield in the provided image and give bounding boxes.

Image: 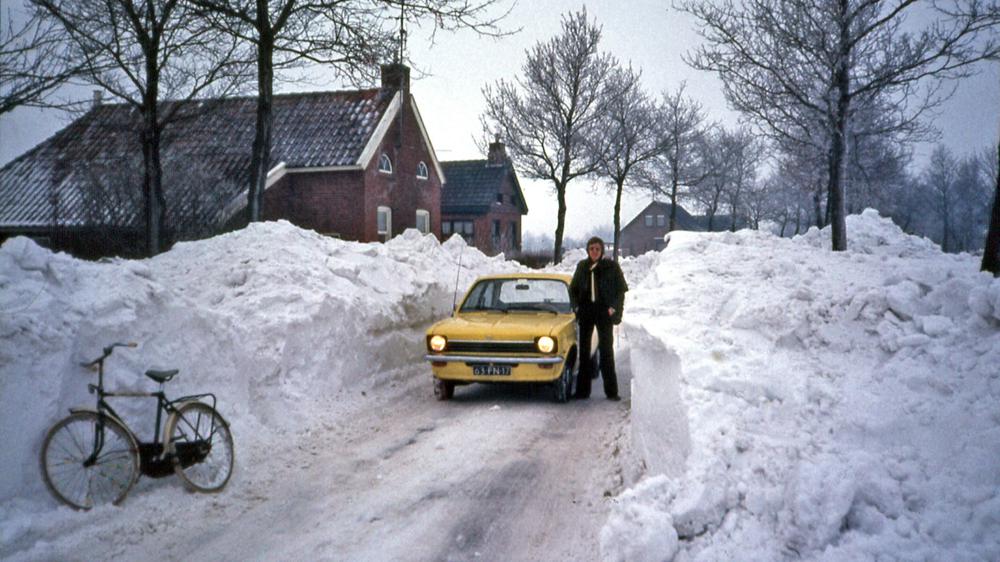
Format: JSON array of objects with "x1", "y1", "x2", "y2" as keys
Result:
[{"x1": 460, "y1": 278, "x2": 572, "y2": 314}]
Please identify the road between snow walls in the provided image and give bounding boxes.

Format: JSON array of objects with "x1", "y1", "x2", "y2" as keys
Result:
[{"x1": 1, "y1": 225, "x2": 640, "y2": 561}]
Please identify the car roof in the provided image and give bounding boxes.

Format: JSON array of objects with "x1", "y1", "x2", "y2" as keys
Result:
[{"x1": 472, "y1": 272, "x2": 572, "y2": 283}]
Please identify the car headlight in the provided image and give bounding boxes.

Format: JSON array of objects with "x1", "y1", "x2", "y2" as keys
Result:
[
  {"x1": 536, "y1": 336, "x2": 556, "y2": 353},
  {"x1": 429, "y1": 335, "x2": 447, "y2": 352}
]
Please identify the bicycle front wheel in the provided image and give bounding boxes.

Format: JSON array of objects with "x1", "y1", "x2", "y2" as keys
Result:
[
  {"x1": 166, "y1": 402, "x2": 234, "y2": 493},
  {"x1": 40, "y1": 412, "x2": 139, "y2": 510}
]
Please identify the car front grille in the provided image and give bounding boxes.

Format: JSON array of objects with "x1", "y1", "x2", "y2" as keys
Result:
[{"x1": 447, "y1": 340, "x2": 536, "y2": 353}]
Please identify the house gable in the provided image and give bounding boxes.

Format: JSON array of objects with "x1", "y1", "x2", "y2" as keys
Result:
[{"x1": 440, "y1": 147, "x2": 527, "y2": 256}]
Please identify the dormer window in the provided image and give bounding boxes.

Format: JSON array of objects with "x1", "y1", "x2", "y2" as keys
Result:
[
  {"x1": 378, "y1": 154, "x2": 393, "y2": 174},
  {"x1": 416, "y1": 161, "x2": 429, "y2": 180}
]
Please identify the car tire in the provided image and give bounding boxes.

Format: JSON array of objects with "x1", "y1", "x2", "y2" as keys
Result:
[
  {"x1": 553, "y1": 349, "x2": 577, "y2": 403},
  {"x1": 434, "y1": 378, "x2": 455, "y2": 401}
]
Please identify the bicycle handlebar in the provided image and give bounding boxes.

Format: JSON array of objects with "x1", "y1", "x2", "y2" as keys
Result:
[{"x1": 80, "y1": 342, "x2": 138, "y2": 369}]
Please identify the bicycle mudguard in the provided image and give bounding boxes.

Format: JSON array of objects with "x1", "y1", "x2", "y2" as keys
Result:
[{"x1": 161, "y1": 398, "x2": 223, "y2": 448}]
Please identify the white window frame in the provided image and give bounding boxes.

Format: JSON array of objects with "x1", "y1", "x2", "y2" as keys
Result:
[
  {"x1": 416, "y1": 161, "x2": 429, "y2": 180},
  {"x1": 377, "y1": 206, "x2": 392, "y2": 239},
  {"x1": 657, "y1": 214, "x2": 666, "y2": 227},
  {"x1": 645, "y1": 214, "x2": 653, "y2": 227},
  {"x1": 416, "y1": 209, "x2": 430, "y2": 234},
  {"x1": 378, "y1": 154, "x2": 393, "y2": 174}
]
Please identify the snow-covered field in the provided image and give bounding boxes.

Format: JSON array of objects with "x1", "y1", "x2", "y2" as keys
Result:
[{"x1": 2, "y1": 210, "x2": 999, "y2": 561}]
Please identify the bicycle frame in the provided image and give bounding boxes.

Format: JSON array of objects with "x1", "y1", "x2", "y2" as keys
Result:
[{"x1": 78, "y1": 343, "x2": 217, "y2": 471}]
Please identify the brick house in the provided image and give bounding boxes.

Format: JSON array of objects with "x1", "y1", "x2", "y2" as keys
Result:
[
  {"x1": 618, "y1": 201, "x2": 701, "y2": 256},
  {"x1": 0, "y1": 64, "x2": 443, "y2": 258},
  {"x1": 440, "y1": 140, "x2": 527, "y2": 256}
]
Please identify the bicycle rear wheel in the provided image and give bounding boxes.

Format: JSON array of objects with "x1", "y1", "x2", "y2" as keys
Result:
[
  {"x1": 166, "y1": 402, "x2": 234, "y2": 492},
  {"x1": 40, "y1": 412, "x2": 139, "y2": 510}
]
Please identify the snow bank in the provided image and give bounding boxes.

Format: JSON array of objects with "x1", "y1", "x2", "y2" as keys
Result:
[
  {"x1": 0, "y1": 222, "x2": 518, "y2": 507},
  {"x1": 604, "y1": 209, "x2": 1000, "y2": 561}
]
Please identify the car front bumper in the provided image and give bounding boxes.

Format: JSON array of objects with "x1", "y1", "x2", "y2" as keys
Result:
[{"x1": 425, "y1": 353, "x2": 566, "y2": 383}]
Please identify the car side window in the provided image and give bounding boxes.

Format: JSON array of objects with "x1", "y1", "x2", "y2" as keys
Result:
[{"x1": 461, "y1": 281, "x2": 497, "y2": 311}]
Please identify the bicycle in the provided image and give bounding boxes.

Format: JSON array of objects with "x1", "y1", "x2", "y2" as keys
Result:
[{"x1": 40, "y1": 342, "x2": 235, "y2": 510}]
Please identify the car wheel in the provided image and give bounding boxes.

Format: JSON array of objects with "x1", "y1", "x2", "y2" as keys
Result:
[
  {"x1": 554, "y1": 349, "x2": 577, "y2": 403},
  {"x1": 434, "y1": 378, "x2": 455, "y2": 401}
]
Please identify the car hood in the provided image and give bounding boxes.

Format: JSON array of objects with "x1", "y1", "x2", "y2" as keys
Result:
[{"x1": 429, "y1": 312, "x2": 575, "y2": 339}]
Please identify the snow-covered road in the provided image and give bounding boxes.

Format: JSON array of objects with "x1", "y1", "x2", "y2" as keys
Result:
[{"x1": 8, "y1": 368, "x2": 632, "y2": 561}]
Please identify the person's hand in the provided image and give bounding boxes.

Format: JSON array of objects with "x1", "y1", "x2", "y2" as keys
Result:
[{"x1": 608, "y1": 307, "x2": 615, "y2": 317}]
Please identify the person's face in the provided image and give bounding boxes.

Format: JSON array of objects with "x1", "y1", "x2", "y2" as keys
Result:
[{"x1": 587, "y1": 243, "x2": 603, "y2": 261}]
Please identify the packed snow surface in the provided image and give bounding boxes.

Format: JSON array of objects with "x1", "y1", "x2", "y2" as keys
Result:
[
  {"x1": 2, "y1": 209, "x2": 999, "y2": 561},
  {"x1": 602, "y1": 209, "x2": 1000, "y2": 561}
]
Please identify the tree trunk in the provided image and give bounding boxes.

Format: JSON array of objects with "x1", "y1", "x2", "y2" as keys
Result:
[
  {"x1": 827, "y1": 0, "x2": 851, "y2": 252},
  {"x1": 812, "y1": 182, "x2": 824, "y2": 228},
  {"x1": 247, "y1": 3, "x2": 274, "y2": 223},
  {"x1": 553, "y1": 180, "x2": 567, "y2": 264},
  {"x1": 141, "y1": 112, "x2": 162, "y2": 256},
  {"x1": 613, "y1": 179, "x2": 624, "y2": 261},
  {"x1": 669, "y1": 163, "x2": 679, "y2": 232},
  {"x1": 982, "y1": 139, "x2": 1000, "y2": 275},
  {"x1": 141, "y1": 30, "x2": 163, "y2": 257},
  {"x1": 941, "y1": 191, "x2": 951, "y2": 253}
]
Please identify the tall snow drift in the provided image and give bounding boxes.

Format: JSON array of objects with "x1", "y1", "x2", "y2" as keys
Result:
[{"x1": 603, "y1": 209, "x2": 1000, "y2": 561}]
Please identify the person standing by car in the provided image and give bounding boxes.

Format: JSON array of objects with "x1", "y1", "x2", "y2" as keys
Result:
[{"x1": 569, "y1": 236, "x2": 628, "y2": 400}]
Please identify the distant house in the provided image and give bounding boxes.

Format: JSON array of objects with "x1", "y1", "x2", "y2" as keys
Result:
[
  {"x1": 0, "y1": 64, "x2": 443, "y2": 258},
  {"x1": 441, "y1": 140, "x2": 527, "y2": 256},
  {"x1": 618, "y1": 200, "x2": 740, "y2": 256}
]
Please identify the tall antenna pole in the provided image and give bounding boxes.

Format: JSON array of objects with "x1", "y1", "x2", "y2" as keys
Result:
[{"x1": 397, "y1": 1, "x2": 407, "y2": 64}]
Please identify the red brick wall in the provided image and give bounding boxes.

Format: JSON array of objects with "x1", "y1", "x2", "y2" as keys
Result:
[
  {"x1": 262, "y1": 92, "x2": 442, "y2": 243},
  {"x1": 263, "y1": 170, "x2": 367, "y2": 240},
  {"x1": 441, "y1": 166, "x2": 523, "y2": 256},
  {"x1": 619, "y1": 207, "x2": 669, "y2": 256},
  {"x1": 363, "y1": 95, "x2": 442, "y2": 241}
]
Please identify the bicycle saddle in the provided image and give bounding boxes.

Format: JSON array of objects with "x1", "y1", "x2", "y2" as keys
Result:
[{"x1": 145, "y1": 369, "x2": 178, "y2": 383}]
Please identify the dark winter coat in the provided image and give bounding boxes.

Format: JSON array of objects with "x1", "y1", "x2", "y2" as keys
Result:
[{"x1": 569, "y1": 257, "x2": 629, "y2": 324}]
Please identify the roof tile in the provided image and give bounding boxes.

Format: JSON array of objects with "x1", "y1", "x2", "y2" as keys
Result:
[{"x1": 0, "y1": 89, "x2": 393, "y2": 229}]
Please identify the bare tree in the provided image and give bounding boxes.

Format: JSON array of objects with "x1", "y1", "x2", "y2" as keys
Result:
[
  {"x1": 722, "y1": 125, "x2": 762, "y2": 232},
  {"x1": 682, "y1": 0, "x2": 1000, "y2": 251},
  {"x1": 0, "y1": 4, "x2": 82, "y2": 114},
  {"x1": 917, "y1": 146, "x2": 993, "y2": 253},
  {"x1": 923, "y1": 145, "x2": 959, "y2": 252},
  {"x1": 191, "y1": 0, "x2": 511, "y2": 225},
  {"x1": 642, "y1": 84, "x2": 712, "y2": 232},
  {"x1": 951, "y1": 154, "x2": 992, "y2": 252},
  {"x1": 591, "y1": 65, "x2": 657, "y2": 260},
  {"x1": 34, "y1": 0, "x2": 249, "y2": 256},
  {"x1": 481, "y1": 8, "x2": 619, "y2": 263},
  {"x1": 689, "y1": 128, "x2": 728, "y2": 231}
]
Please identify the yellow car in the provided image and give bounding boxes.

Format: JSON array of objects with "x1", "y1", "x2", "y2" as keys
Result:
[{"x1": 424, "y1": 273, "x2": 579, "y2": 402}]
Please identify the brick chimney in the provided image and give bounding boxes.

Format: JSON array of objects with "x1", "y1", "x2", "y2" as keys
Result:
[
  {"x1": 380, "y1": 63, "x2": 410, "y2": 92},
  {"x1": 487, "y1": 136, "x2": 507, "y2": 166}
]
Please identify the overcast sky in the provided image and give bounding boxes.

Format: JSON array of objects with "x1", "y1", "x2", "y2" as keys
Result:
[{"x1": 1, "y1": 0, "x2": 998, "y2": 239}]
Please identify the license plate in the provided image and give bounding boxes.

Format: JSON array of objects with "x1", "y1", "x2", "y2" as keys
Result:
[{"x1": 472, "y1": 364, "x2": 511, "y2": 376}]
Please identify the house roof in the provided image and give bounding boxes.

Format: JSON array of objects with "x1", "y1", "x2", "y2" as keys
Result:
[
  {"x1": 622, "y1": 200, "x2": 699, "y2": 232},
  {"x1": 440, "y1": 160, "x2": 528, "y2": 215},
  {"x1": 0, "y1": 89, "x2": 395, "y2": 229}
]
